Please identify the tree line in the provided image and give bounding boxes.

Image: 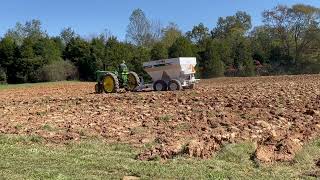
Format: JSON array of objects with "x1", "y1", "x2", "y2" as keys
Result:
[{"x1": 0, "y1": 3, "x2": 319, "y2": 84}]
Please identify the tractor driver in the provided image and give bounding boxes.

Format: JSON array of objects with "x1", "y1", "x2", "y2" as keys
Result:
[
  {"x1": 118, "y1": 60, "x2": 128, "y2": 74},
  {"x1": 118, "y1": 60, "x2": 129, "y2": 86}
]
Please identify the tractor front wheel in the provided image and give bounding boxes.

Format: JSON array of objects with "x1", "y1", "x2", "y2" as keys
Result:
[{"x1": 102, "y1": 73, "x2": 119, "y2": 93}]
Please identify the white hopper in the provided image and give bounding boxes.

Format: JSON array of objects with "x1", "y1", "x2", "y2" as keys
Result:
[{"x1": 143, "y1": 57, "x2": 198, "y2": 89}]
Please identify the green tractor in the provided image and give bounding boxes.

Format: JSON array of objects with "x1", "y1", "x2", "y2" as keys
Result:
[{"x1": 95, "y1": 61, "x2": 140, "y2": 93}]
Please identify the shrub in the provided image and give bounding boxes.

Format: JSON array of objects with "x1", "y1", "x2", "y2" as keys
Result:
[{"x1": 39, "y1": 60, "x2": 78, "y2": 82}]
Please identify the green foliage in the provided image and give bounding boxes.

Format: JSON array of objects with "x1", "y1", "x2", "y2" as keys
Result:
[
  {"x1": 263, "y1": 4, "x2": 320, "y2": 63},
  {"x1": 186, "y1": 23, "x2": 210, "y2": 43},
  {"x1": 169, "y1": 37, "x2": 194, "y2": 58},
  {"x1": 212, "y1": 11, "x2": 252, "y2": 38},
  {"x1": 150, "y1": 42, "x2": 168, "y2": 60},
  {"x1": 198, "y1": 39, "x2": 226, "y2": 77},
  {"x1": 1, "y1": 4, "x2": 320, "y2": 84},
  {"x1": 161, "y1": 22, "x2": 182, "y2": 48},
  {"x1": 60, "y1": 27, "x2": 76, "y2": 45},
  {"x1": 63, "y1": 37, "x2": 97, "y2": 80},
  {"x1": 105, "y1": 37, "x2": 134, "y2": 71}
]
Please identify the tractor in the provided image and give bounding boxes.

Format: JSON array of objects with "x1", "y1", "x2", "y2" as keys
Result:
[{"x1": 95, "y1": 61, "x2": 140, "y2": 93}]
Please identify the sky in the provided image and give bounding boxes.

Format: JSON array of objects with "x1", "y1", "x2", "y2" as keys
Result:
[{"x1": 1, "y1": 0, "x2": 319, "y2": 40}]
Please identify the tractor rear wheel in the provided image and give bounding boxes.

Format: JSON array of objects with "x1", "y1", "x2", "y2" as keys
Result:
[
  {"x1": 127, "y1": 71, "x2": 140, "y2": 91},
  {"x1": 168, "y1": 79, "x2": 182, "y2": 91},
  {"x1": 153, "y1": 80, "x2": 167, "y2": 91},
  {"x1": 102, "y1": 72, "x2": 119, "y2": 93}
]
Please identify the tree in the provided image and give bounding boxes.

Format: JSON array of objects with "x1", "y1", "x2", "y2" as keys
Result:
[
  {"x1": 130, "y1": 46, "x2": 151, "y2": 80},
  {"x1": 126, "y1": 9, "x2": 161, "y2": 47},
  {"x1": 198, "y1": 39, "x2": 225, "y2": 77},
  {"x1": 186, "y1": 23, "x2": 210, "y2": 43},
  {"x1": 168, "y1": 37, "x2": 194, "y2": 58},
  {"x1": 212, "y1": 11, "x2": 252, "y2": 38},
  {"x1": 150, "y1": 42, "x2": 168, "y2": 60},
  {"x1": 232, "y1": 37, "x2": 252, "y2": 69},
  {"x1": 5, "y1": 19, "x2": 47, "y2": 45},
  {"x1": 161, "y1": 22, "x2": 182, "y2": 48},
  {"x1": 63, "y1": 37, "x2": 94, "y2": 80},
  {"x1": 90, "y1": 37, "x2": 105, "y2": 70},
  {"x1": 105, "y1": 36, "x2": 134, "y2": 71},
  {"x1": 0, "y1": 36, "x2": 18, "y2": 68},
  {"x1": 263, "y1": 4, "x2": 320, "y2": 63},
  {"x1": 60, "y1": 27, "x2": 76, "y2": 45},
  {"x1": 250, "y1": 26, "x2": 273, "y2": 64},
  {"x1": 105, "y1": 36, "x2": 151, "y2": 78},
  {"x1": 33, "y1": 37, "x2": 62, "y2": 64}
]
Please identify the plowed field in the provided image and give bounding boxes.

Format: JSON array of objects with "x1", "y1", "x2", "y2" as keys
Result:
[{"x1": 1, "y1": 75, "x2": 320, "y2": 162}]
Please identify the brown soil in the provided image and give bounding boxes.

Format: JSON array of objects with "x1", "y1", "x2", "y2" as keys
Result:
[{"x1": 1, "y1": 75, "x2": 320, "y2": 162}]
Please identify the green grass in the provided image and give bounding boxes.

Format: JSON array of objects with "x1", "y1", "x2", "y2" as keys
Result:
[
  {"x1": 0, "y1": 81, "x2": 81, "y2": 90},
  {"x1": 0, "y1": 135, "x2": 319, "y2": 179}
]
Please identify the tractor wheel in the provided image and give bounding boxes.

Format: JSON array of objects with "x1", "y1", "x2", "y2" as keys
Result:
[
  {"x1": 95, "y1": 83, "x2": 103, "y2": 93},
  {"x1": 153, "y1": 80, "x2": 167, "y2": 91},
  {"x1": 189, "y1": 83, "x2": 195, "y2": 89},
  {"x1": 102, "y1": 72, "x2": 119, "y2": 93},
  {"x1": 127, "y1": 71, "x2": 140, "y2": 91},
  {"x1": 168, "y1": 79, "x2": 182, "y2": 91}
]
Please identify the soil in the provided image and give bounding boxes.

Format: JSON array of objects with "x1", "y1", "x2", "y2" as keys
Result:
[{"x1": 0, "y1": 75, "x2": 320, "y2": 162}]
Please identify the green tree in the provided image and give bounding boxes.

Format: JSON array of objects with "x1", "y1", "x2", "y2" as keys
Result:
[
  {"x1": 169, "y1": 37, "x2": 194, "y2": 58},
  {"x1": 249, "y1": 26, "x2": 273, "y2": 64},
  {"x1": 63, "y1": 37, "x2": 94, "y2": 80},
  {"x1": 130, "y1": 46, "x2": 151, "y2": 79},
  {"x1": 263, "y1": 4, "x2": 320, "y2": 63},
  {"x1": 33, "y1": 37, "x2": 62, "y2": 64},
  {"x1": 232, "y1": 36, "x2": 253, "y2": 73},
  {"x1": 0, "y1": 36, "x2": 18, "y2": 68},
  {"x1": 197, "y1": 39, "x2": 226, "y2": 77},
  {"x1": 60, "y1": 27, "x2": 76, "y2": 45},
  {"x1": 212, "y1": 11, "x2": 252, "y2": 38},
  {"x1": 150, "y1": 42, "x2": 168, "y2": 60},
  {"x1": 186, "y1": 23, "x2": 210, "y2": 44},
  {"x1": 90, "y1": 37, "x2": 105, "y2": 70},
  {"x1": 105, "y1": 37, "x2": 133, "y2": 71},
  {"x1": 161, "y1": 22, "x2": 182, "y2": 48}
]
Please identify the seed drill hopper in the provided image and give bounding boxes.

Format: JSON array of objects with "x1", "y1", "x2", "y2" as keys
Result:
[{"x1": 142, "y1": 57, "x2": 199, "y2": 91}]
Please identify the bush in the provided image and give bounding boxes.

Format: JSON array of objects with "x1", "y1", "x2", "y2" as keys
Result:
[
  {"x1": 39, "y1": 60, "x2": 78, "y2": 82},
  {"x1": 0, "y1": 67, "x2": 7, "y2": 84}
]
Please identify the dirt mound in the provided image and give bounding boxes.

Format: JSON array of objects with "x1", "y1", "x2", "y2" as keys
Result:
[
  {"x1": 0, "y1": 75, "x2": 320, "y2": 161},
  {"x1": 137, "y1": 138, "x2": 221, "y2": 160},
  {"x1": 255, "y1": 136, "x2": 302, "y2": 162}
]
